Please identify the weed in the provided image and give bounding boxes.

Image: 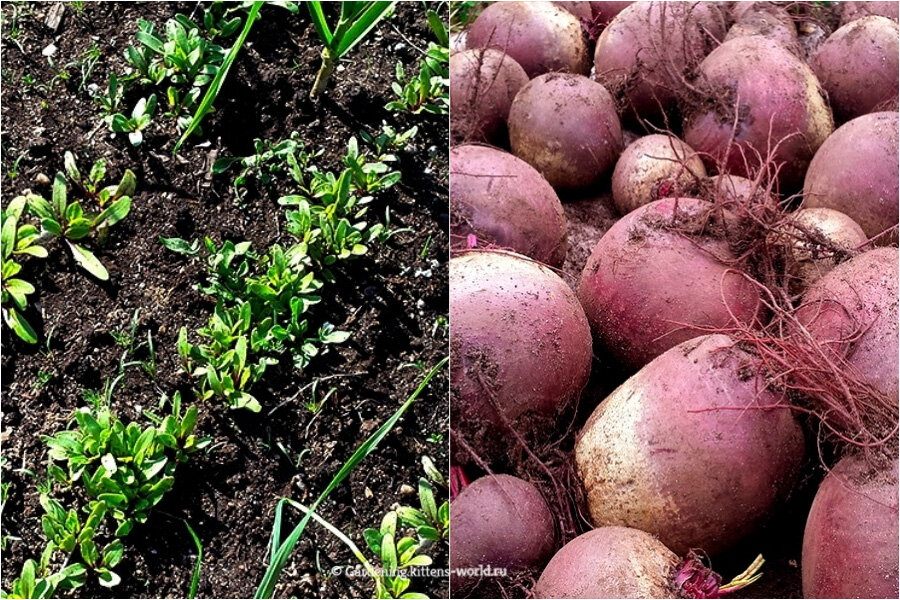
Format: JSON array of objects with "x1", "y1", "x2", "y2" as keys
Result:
[
  {"x1": 2, "y1": 388, "x2": 209, "y2": 597},
  {"x1": 110, "y1": 94, "x2": 157, "y2": 146},
  {"x1": 33, "y1": 369, "x2": 54, "y2": 389},
  {"x1": 307, "y1": 1, "x2": 398, "y2": 98},
  {"x1": 255, "y1": 358, "x2": 447, "y2": 598},
  {"x1": 385, "y1": 9, "x2": 448, "y2": 115}
]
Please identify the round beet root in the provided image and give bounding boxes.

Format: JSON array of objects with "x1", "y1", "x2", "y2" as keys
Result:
[
  {"x1": 508, "y1": 73, "x2": 622, "y2": 190},
  {"x1": 450, "y1": 145, "x2": 567, "y2": 267},
  {"x1": 725, "y1": 8, "x2": 801, "y2": 55},
  {"x1": 802, "y1": 454, "x2": 899, "y2": 598},
  {"x1": 577, "y1": 197, "x2": 760, "y2": 370},
  {"x1": 803, "y1": 112, "x2": 899, "y2": 244},
  {"x1": 683, "y1": 36, "x2": 833, "y2": 190},
  {"x1": 534, "y1": 527, "x2": 680, "y2": 598},
  {"x1": 451, "y1": 251, "x2": 592, "y2": 463},
  {"x1": 576, "y1": 334, "x2": 805, "y2": 556},
  {"x1": 450, "y1": 49, "x2": 529, "y2": 145},
  {"x1": 796, "y1": 247, "x2": 899, "y2": 406},
  {"x1": 779, "y1": 207, "x2": 868, "y2": 290},
  {"x1": 589, "y1": 1, "x2": 633, "y2": 23},
  {"x1": 810, "y1": 16, "x2": 899, "y2": 123},
  {"x1": 466, "y1": 1, "x2": 590, "y2": 78},
  {"x1": 552, "y1": 0, "x2": 592, "y2": 21},
  {"x1": 840, "y1": 1, "x2": 899, "y2": 25},
  {"x1": 450, "y1": 474, "x2": 556, "y2": 594},
  {"x1": 594, "y1": 1, "x2": 727, "y2": 124},
  {"x1": 611, "y1": 134, "x2": 706, "y2": 215}
]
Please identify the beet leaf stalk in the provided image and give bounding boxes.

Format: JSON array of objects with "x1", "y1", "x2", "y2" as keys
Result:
[{"x1": 307, "y1": 1, "x2": 398, "y2": 99}]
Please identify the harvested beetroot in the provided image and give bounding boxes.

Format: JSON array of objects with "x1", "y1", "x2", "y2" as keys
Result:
[
  {"x1": 450, "y1": 145, "x2": 567, "y2": 267},
  {"x1": 577, "y1": 197, "x2": 760, "y2": 370},
  {"x1": 508, "y1": 73, "x2": 622, "y2": 190},
  {"x1": 724, "y1": 6, "x2": 800, "y2": 55},
  {"x1": 594, "y1": 1, "x2": 727, "y2": 123},
  {"x1": 803, "y1": 111, "x2": 899, "y2": 243},
  {"x1": 796, "y1": 247, "x2": 899, "y2": 407},
  {"x1": 694, "y1": 173, "x2": 769, "y2": 208},
  {"x1": 611, "y1": 134, "x2": 706, "y2": 215},
  {"x1": 575, "y1": 334, "x2": 805, "y2": 555},
  {"x1": 589, "y1": 1, "x2": 632, "y2": 23},
  {"x1": 451, "y1": 251, "x2": 592, "y2": 462},
  {"x1": 450, "y1": 49, "x2": 529, "y2": 145},
  {"x1": 840, "y1": 1, "x2": 899, "y2": 24},
  {"x1": 683, "y1": 35, "x2": 833, "y2": 189},
  {"x1": 552, "y1": 1, "x2": 592, "y2": 21},
  {"x1": 465, "y1": 1, "x2": 589, "y2": 78},
  {"x1": 535, "y1": 525, "x2": 766, "y2": 598},
  {"x1": 450, "y1": 474, "x2": 556, "y2": 593},
  {"x1": 534, "y1": 527, "x2": 679, "y2": 598},
  {"x1": 802, "y1": 454, "x2": 899, "y2": 599},
  {"x1": 810, "y1": 16, "x2": 899, "y2": 123},
  {"x1": 779, "y1": 207, "x2": 868, "y2": 289}
]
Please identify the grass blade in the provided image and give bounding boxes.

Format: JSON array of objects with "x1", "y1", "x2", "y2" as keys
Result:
[
  {"x1": 333, "y1": 1, "x2": 397, "y2": 57},
  {"x1": 184, "y1": 521, "x2": 203, "y2": 599},
  {"x1": 283, "y1": 498, "x2": 378, "y2": 577},
  {"x1": 173, "y1": 1, "x2": 263, "y2": 152},
  {"x1": 253, "y1": 356, "x2": 447, "y2": 598},
  {"x1": 307, "y1": 1, "x2": 334, "y2": 47}
]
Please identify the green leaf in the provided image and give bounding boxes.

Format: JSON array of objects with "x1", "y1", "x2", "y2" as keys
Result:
[
  {"x1": 26, "y1": 194, "x2": 53, "y2": 219},
  {"x1": 65, "y1": 218, "x2": 91, "y2": 240},
  {"x1": 97, "y1": 569, "x2": 121, "y2": 588},
  {"x1": 41, "y1": 217, "x2": 62, "y2": 237},
  {"x1": 102, "y1": 540, "x2": 124, "y2": 568},
  {"x1": 89, "y1": 158, "x2": 107, "y2": 184},
  {"x1": 93, "y1": 197, "x2": 131, "y2": 228},
  {"x1": 306, "y1": 1, "x2": 333, "y2": 46},
  {"x1": 52, "y1": 173, "x2": 68, "y2": 217},
  {"x1": 404, "y1": 553, "x2": 431, "y2": 567},
  {"x1": 363, "y1": 528, "x2": 383, "y2": 555},
  {"x1": 65, "y1": 151, "x2": 82, "y2": 183},
  {"x1": 67, "y1": 242, "x2": 109, "y2": 280},
  {"x1": 160, "y1": 236, "x2": 199, "y2": 256},
  {"x1": 113, "y1": 169, "x2": 137, "y2": 200},
  {"x1": 426, "y1": 8, "x2": 448, "y2": 46},
  {"x1": 174, "y1": 2, "x2": 263, "y2": 152},
  {"x1": 381, "y1": 533, "x2": 397, "y2": 571}
]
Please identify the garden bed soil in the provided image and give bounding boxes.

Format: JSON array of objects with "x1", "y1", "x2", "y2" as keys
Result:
[{"x1": 1, "y1": 2, "x2": 448, "y2": 598}]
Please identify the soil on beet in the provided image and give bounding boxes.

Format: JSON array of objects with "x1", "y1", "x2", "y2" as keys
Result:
[
  {"x1": 453, "y1": 186, "x2": 815, "y2": 599},
  {"x1": 1, "y1": 2, "x2": 448, "y2": 599}
]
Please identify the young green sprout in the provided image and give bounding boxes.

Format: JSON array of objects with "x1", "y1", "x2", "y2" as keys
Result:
[{"x1": 306, "y1": 1, "x2": 398, "y2": 99}]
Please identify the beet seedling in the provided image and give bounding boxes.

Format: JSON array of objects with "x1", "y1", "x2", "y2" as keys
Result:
[
  {"x1": 26, "y1": 172, "x2": 131, "y2": 280},
  {"x1": 2, "y1": 195, "x2": 46, "y2": 343}
]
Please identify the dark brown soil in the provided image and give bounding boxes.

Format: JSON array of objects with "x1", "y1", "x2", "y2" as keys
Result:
[{"x1": 1, "y1": 2, "x2": 448, "y2": 598}]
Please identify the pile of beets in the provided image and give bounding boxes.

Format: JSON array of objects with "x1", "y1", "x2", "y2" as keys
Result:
[{"x1": 449, "y1": 1, "x2": 899, "y2": 598}]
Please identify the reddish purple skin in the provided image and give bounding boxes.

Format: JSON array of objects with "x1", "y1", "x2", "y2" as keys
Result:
[
  {"x1": 450, "y1": 145, "x2": 568, "y2": 267},
  {"x1": 594, "y1": 2, "x2": 726, "y2": 123},
  {"x1": 811, "y1": 17, "x2": 899, "y2": 123},
  {"x1": 589, "y1": 1, "x2": 633, "y2": 22},
  {"x1": 534, "y1": 527, "x2": 680, "y2": 598},
  {"x1": 840, "y1": 1, "x2": 899, "y2": 25},
  {"x1": 450, "y1": 49, "x2": 529, "y2": 145},
  {"x1": 795, "y1": 248, "x2": 899, "y2": 405},
  {"x1": 725, "y1": 9, "x2": 801, "y2": 55},
  {"x1": 451, "y1": 251, "x2": 593, "y2": 460},
  {"x1": 450, "y1": 474, "x2": 556, "y2": 594},
  {"x1": 466, "y1": 1, "x2": 590, "y2": 78},
  {"x1": 683, "y1": 36, "x2": 833, "y2": 190},
  {"x1": 553, "y1": 0, "x2": 592, "y2": 21},
  {"x1": 508, "y1": 73, "x2": 623, "y2": 190},
  {"x1": 577, "y1": 197, "x2": 760, "y2": 370},
  {"x1": 576, "y1": 335, "x2": 805, "y2": 556},
  {"x1": 803, "y1": 112, "x2": 899, "y2": 244},
  {"x1": 802, "y1": 454, "x2": 899, "y2": 598}
]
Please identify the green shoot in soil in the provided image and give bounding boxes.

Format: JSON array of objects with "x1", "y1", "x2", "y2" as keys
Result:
[
  {"x1": 307, "y1": 1, "x2": 398, "y2": 98},
  {"x1": 253, "y1": 356, "x2": 447, "y2": 598}
]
